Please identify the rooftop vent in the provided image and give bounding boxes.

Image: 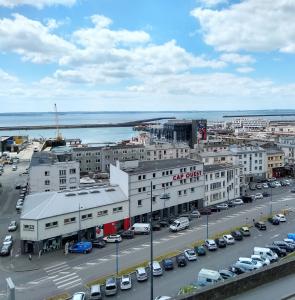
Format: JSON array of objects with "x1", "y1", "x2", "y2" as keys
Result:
[
  {"x1": 90, "y1": 190, "x2": 100, "y2": 194},
  {"x1": 65, "y1": 193, "x2": 76, "y2": 197},
  {"x1": 78, "y1": 191, "x2": 88, "y2": 195}
]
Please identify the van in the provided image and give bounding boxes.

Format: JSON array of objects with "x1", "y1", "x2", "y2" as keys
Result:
[
  {"x1": 197, "y1": 268, "x2": 224, "y2": 287},
  {"x1": 169, "y1": 217, "x2": 189, "y2": 232},
  {"x1": 253, "y1": 247, "x2": 278, "y2": 262},
  {"x1": 130, "y1": 223, "x2": 151, "y2": 235},
  {"x1": 105, "y1": 277, "x2": 117, "y2": 296},
  {"x1": 90, "y1": 284, "x2": 102, "y2": 300}
]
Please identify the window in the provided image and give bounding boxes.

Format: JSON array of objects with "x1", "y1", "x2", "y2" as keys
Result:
[
  {"x1": 153, "y1": 173, "x2": 156, "y2": 178},
  {"x1": 70, "y1": 168, "x2": 76, "y2": 174},
  {"x1": 178, "y1": 190, "x2": 182, "y2": 196},
  {"x1": 215, "y1": 172, "x2": 220, "y2": 178},
  {"x1": 97, "y1": 210, "x2": 108, "y2": 217},
  {"x1": 138, "y1": 200, "x2": 142, "y2": 206},
  {"x1": 60, "y1": 178, "x2": 66, "y2": 185},
  {"x1": 59, "y1": 170, "x2": 66, "y2": 176},
  {"x1": 45, "y1": 180, "x2": 50, "y2": 185},
  {"x1": 143, "y1": 187, "x2": 146, "y2": 192},
  {"x1": 23, "y1": 224, "x2": 34, "y2": 231},
  {"x1": 113, "y1": 206, "x2": 123, "y2": 213},
  {"x1": 170, "y1": 170, "x2": 173, "y2": 175},
  {"x1": 152, "y1": 196, "x2": 156, "y2": 202},
  {"x1": 143, "y1": 175, "x2": 146, "y2": 179},
  {"x1": 191, "y1": 188, "x2": 195, "y2": 192},
  {"x1": 183, "y1": 189, "x2": 187, "y2": 195},
  {"x1": 138, "y1": 175, "x2": 142, "y2": 180},
  {"x1": 45, "y1": 221, "x2": 58, "y2": 229},
  {"x1": 138, "y1": 188, "x2": 142, "y2": 193},
  {"x1": 69, "y1": 178, "x2": 76, "y2": 183},
  {"x1": 153, "y1": 185, "x2": 156, "y2": 190},
  {"x1": 44, "y1": 171, "x2": 50, "y2": 176},
  {"x1": 64, "y1": 217, "x2": 76, "y2": 224},
  {"x1": 81, "y1": 213, "x2": 92, "y2": 220}
]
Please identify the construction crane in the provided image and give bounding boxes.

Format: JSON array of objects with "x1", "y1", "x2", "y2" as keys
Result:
[{"x1": 54, "y1": 103, "x2": 63, "y2": 141}]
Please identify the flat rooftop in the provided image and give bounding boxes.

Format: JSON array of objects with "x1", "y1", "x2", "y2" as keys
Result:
[
  {"x1": 199, "y1": 151, "x2": 233, "y2": 157},
  {"x1": 204, "y1": 163, "x2": 238, "y2": 172}
]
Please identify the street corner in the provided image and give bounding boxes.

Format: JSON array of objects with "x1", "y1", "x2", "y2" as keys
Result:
[{"x1": 0, "y1": 257, "x2": 40, "y2": 272}]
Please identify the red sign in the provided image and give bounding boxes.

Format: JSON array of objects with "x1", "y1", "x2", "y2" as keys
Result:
[{"x1": 173, "y1": 171, "x2": 202, "y2": 181}]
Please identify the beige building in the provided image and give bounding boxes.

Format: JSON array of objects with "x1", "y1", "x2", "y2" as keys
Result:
[{"x1": 265, "y1": 148, "x2": 285, "y2": 178}]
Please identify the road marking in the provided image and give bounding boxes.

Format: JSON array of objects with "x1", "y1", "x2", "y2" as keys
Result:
[
  {"x1": 160, "y1": 238, "x2": 170, "y2": 241},
  {"x1": 44, "y1": 262, "x2": 67, "y2": 271},
  {"x1": 271, "y1": 234, "x2": 280, "y2": 239},
  {"x1": 132, "y1": 247, "x2": 142, "y2": 250},
  {"x1": 53, "y1": 273, "x2": 77, "y2": 282},
  {"x1": 153, "y1": 241, "x2": 161, "y2": 244},
  {"x1": 47, "y1": 266, "x2": 70, "y2": 275},
  {"x1": 64, "y1": 281, "x2": 83, "y2": 290},
  {"x1": 209, "y1": 222, "x2": 216, "y2": 225},
  {"x1": 86, "y1": 262, "x2": 98, "y2": 265},
  {"x1": 121, "y1": 250, "x2": 131, "y2": 254},
  {"x1": 141, "y1": 244, "x2": 150, "y2": 247},
  {"x1": 57, "y1": 278, "x2": 81, "y2": 289},
  {"x1": 98, "y1": 258, "x2": 109, "y2": 261}
]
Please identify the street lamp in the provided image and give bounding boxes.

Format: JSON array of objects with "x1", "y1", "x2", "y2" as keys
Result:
[
  {"x1": 78, "y1": 203, "x2": 83, "y2": 242},
  {"x1": 115, "y1": 240, "x2": 119, "y2": 276},
  {"x1": 149, "y1": 181, "x2": 154, "y2": 300},
  {"x1": 270, "y1": 185, "x2": 273, "y2": 216},
  {"x1": 206, "y1": 213, "x2": 209, "y2": 239}
]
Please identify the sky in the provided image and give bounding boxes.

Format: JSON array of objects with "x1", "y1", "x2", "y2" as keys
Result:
[{"x1": 1, "y1": 0, "x2": 295, "y2": 112}]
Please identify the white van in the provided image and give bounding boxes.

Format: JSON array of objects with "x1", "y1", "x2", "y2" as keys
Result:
[
  {"x1": 253, "y1": 247, "x2": 278, "y2": 262},
  {"x1": 130, "y1": 223, "x2": 151, "y2": 234},
  {"x1": 169, "y1": 217, "x2": 189, "y2": 232},
  {"x1": 105, "y1": 277, "x2": 117, "y2": 296},
  {"x1": 90, "y1": 284, "x2": 102, "y2": 299},
  {"x1": 197, "y1": 268, "x2": 224, "y2": 287}
]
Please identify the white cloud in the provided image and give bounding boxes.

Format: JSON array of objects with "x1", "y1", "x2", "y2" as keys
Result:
[
  {"x1": 0, "y1": 0, "x2": 76, "y2": 9},
  {"x1": 0, "y1": 69, "x2": 18, "y2": 82},
  {"x1": 236, "y1": 66, "x2": 254, "y2": 73},
  {"x1": 198, "y1": 0, "x2": 228, "y2": 8},
  {"x1": 220, "y1": 53, "x2": 255, "y2": 65},
  {"x1": 191, "y1": 0, "x2": 295, "y2": 53},
  {"x1": 0, "y1": 14, "x2": 75, "y2": 63}
]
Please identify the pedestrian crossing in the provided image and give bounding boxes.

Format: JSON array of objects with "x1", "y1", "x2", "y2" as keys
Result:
[{"x1": 44, "y1": 262, "x2": 82, "y2": 290}]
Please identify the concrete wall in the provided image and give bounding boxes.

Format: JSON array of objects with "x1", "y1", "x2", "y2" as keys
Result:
[{"x1": 175, "y1": 257, "x2": 295, "y2": 300}]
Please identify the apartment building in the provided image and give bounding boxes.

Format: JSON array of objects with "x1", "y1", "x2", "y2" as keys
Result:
[
  {"x1": 264, "y1": 148, "x2": 285, "y2": 178},
  {"x1": 110, "y1": 158, "x2": 204, "y2": 223},
  {"x1": 29, "y1": 151, "x2": 79, "y2": 194},
  {"x1": 192, "y1": 151, "x2": 236, "y2": 166},
  {"x1": 145, "y1": 143, "x2": 190, "y2": 161},
  {"x1": 276, "y1": 135, "x2": 295, "y2": 164},
  {"x1": 204, "y1": 163, "x2": 240, "y2": 207}
]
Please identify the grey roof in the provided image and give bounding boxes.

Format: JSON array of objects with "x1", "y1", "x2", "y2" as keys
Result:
[
  {"x1": 30, "y1": 152, "x2": 58, "y2": 167},
  {"x1": 204, "y1": 163, "x2": 238, "y2": 173},
  {"x1": 230, "y1": 146, "x2": 266, "y2": 154},
  {"x1": 122, "y1": 158, "x2": 201, "y2": 174},
  {"x1": 21, "y1": 186, "x2": 127, "y2": 220},
  {"x1": 265, "y1": 148, "x2": 284, "y2": 155},
  {"x1": 199, "y1": 151, "x2": 233, "y2": 158},
  {"x1": 72, "y1": 144, "x2": 144, "y2": 152}
]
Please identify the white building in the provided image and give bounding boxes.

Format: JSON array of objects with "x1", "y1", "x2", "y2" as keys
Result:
[
  {"x1": 20, "y1": 186, "x2": 129, "y2": 254},
  {"x1": 193, "y1": 151, "x2": 236, "y2": 166},
  {"x1": 276, "y1": 135, "x2": 295, "y2": 164},
  {"x1": 204, "y1": 164, "x2": 240, "y2": 207},
  {"x1": 145, "y1": 143, "x2": 190, "y2": 161},
  {"x1": 29, "y1": 152, "x2": 80, "y2": 194},
  {"x1": 110, "y1": 158, "x2": 204, "y2": 223}
]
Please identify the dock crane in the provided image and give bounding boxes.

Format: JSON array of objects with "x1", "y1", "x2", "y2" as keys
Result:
[{"x1": 54, "y1": 103, "x2": 63, "y2": 141}]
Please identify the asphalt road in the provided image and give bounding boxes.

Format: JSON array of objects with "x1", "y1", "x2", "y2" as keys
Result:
[{"x1": 0, "y1": 166, "x2": 294, "y2": 300}]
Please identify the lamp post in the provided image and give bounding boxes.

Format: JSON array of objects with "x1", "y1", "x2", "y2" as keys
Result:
[
  {"x1": 115, "y1": 240, "x2": 119, "y2": 276},
  {"x1": 78, "y1": 203, "x2": 83, "y2": 242},
  {"x1": 206, "y1": 213, "x2": 209, "y2": 239},
  {"x1": 270, "y1": 185, "x2": 273, "y2": 216},
  {"x1": 150, "y1": 181, "x2": 154, "y2": 300}
]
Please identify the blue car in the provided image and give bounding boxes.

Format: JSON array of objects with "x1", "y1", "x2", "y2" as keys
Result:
[
  {"x1": 287, "y1": 233, "x2": 295, "y2": 241},
  {"x1": 69, "y1": 241, "x2": 92, "y2": 254}
]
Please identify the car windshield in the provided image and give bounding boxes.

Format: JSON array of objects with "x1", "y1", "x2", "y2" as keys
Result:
[{"x1": 187, "y1": 250, "x2": 195, "y2": 255}]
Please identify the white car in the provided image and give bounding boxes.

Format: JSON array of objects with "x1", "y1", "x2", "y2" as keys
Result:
[
  {"x1": 232, "y1": 199, "x2": 244, "y2": 205},
  {"x1": 136, "y1": 267, "x2": 148, "y2": 281},
  {"x1": 204, "y1": 239, "x2": 217, "y2": 251},
  {"x1": 3, "y1": 235, "x2": 13, "y2": 246},
  {"x1": 72, "y1": 292, "x2": 86, "y2": 300},
  {"x1": 262, "y1": 183, "x2": 269, "y2": 189},
  {"x1": 216, "y1": 203, "x2": 228, "y2": 210},
  {"x1": 255, "y1": 193, "x2": 263, "y2": 200},
  {"x1": 8, "y1": 221, "x2": 17, "y2": 232},
  {"x1": 274, "y1": 181, "x2": 281, "y2": 187},
  {"x1": 275, "y1": 214, "x2": 286, "y2": 222},
  {"x1": 155, "y1": 297, "x2": 172, "y2": 300},
  {"x1": 284, "y1": 238, "x2": 295, "y2": 246},
  {"x1": 251, "y1": 254, "x2": 270, "y2": 266},
  {"x1": 120, "y1": 274, "x2": 132, "y2": 290},
  {"x1": 149, "y1": 261, "x2": 163, "y2": 276},
  {"x1": 184, "y1": 249, "x2": 197, "y2": 261},
  {"x1": 12, "y1": 165, "x2": 17, "y2": 171},
  {"x1": 223, "y1": 234, "x2": 235, "y2": 245},
  {"x1": 103, "y1": 234, "x2": 122, "y2": 243},
  {"x1": 238, "y1": 257, "x2": 263, "y2": 269}
]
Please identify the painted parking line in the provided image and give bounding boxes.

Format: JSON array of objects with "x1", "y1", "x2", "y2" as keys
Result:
[
  {"x1": 44, "y1": 261, "x2": 67, "y2": 271},
  {"x1": 270, "y1": 234, "x2": 280, "y2": 239},
  {"x1": 141, "y1": 244, "x2": 150, "y2": 247},
  {"x1": 98, "y1": 258, "x2": 110, "y2": 262}
]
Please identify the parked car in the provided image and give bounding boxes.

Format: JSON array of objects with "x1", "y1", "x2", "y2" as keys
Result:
[
  {"x1": 204, "y1": 239, "x2": 217, "y2": 251},
  {"x1": 223, "y1": 234, "x2": 235, "y2": 245},
  {"x1": 256, "y1": 184, "x2": 262, "y2": 189},
  {"x1": 266, "y1": 245, "x2": 287, "y2": 257},
  {"x1": 162, "y1": 258, "x2": 174, "y2": 270},
  {"x1": 291, "y1": 188, "x2": 295, "y2": 193},
  {"x1": 218, "y1": 269, "x2": 236, "y2": 280},
  {"x1": 284, "y1": 239, "x2": 295, "y2": 247},
  {"x1": 198, "y1": 208, "x2": 211, "y2": 215},
  {"x1": 231, "y1": 199, "x2": 244, "y2": 206},
  {"x1": 159, "y1": 220, "x2": 170, "y2": 227},
  {"x1": 189, "y1": 210, "x2": 201, "y2": 218},
  {"x1": 12, "y1": 165, "x2": 17, "y2": 171},
  {"x1": 254, "y1": 221, "x2": 267, "y2": 230},
  {"x1": 263, "y1": 192, "x2": 271, "y2": 197},
  {"x1": 267, "y1": 216, "x2": 280, "y2": 225},
  {"x1": 262, "y1": 183, "x2": 269, "y2": 189},
  {"x1": 249, "y1": 185, "x2": 256, "y2": 191},
  {"x1": 240, "y1": 227, "x2": 251, "y2": 236},
  {"x1": 215, "y1": 237, "x2": 227, "y2": 248},
  {"x1": 0, "y1": 244, "x2": 11, "y2": 256},
  {"x1": 176, "y1": 254, "x2": 187, "y2": 267},
  {"x1": 3, "y1": 235, "x2": 13, "y2": 247},
  {"x1": 273, "y1": 241, "x2": 294, "y2": 252},
  {"x1": 184, "y1": 249, "x2": 197, "y2": 261},
  {"x1": 195, "y1": 245, "x2": 206, "y2": 256},
  {"x1": 8, "y1": 221, "x2": 17, "y2": 232},
  {"x1": 120, "y1": 230, "x2": 135, "y2": 239},
  {"x1": 103, "y1": 234, "x2": 122, "y2": 243},
  {"x1": 251, "y1": 254, "x2": 270, "y2": 266},
  {"x1": 136, "y1": 267, "x2": 148, "y2": 282},
  {"x1": 105, "y1": 277, "x2": 118, "y2": 296},
  {"x1": 231, "y1": 230, "x2": 243, "y2": 241},
  {"x1": 91, "y1": 238, "x2": 106, "y2": 248},
  {"x1": 72, "y1": 292, "x2": 86, "y2": 300},
  {"x1": 120, "y1": 274, "x2": 132, "y2": 290},
  {"x1": 236, "y1": 257, "x2": 262, "y2": 270},
  {"x1": 216, "y1": 203, "x2": 229, "y2": 210},
  {"x1": 149, "y1": 261, "x2": 163, "y2": 276},
  {"x1": 229, "y1": 264, "x2": 248, "y2": 275},
  {"x1": 152, "y1": 223, "x2": 161, "y2": 231},
  {"x1": 275, "y1": 214, "x2": 286, "y2": 222},
  {"x1": 255, "y1": 193, "x2": 263, "y2": 200},
  {"x1": 69, "y1": 242, "x2": 92, "y2": 254}
]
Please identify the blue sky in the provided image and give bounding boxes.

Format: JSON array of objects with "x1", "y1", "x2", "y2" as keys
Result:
[{"x1": 1, "y1": 0, "x2": 295, "y2": 112}]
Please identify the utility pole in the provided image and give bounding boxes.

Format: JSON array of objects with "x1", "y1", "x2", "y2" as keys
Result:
[{"x1": 150, "y1": 181, "x2": 154, "y2": 300}]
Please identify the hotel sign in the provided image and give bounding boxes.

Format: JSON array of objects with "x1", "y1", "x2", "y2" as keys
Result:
[{"x1": 173, "y1": 171, "x2": 202, "y2": 181}]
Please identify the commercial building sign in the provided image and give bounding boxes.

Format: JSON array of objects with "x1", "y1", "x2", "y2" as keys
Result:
[{"x1": 173, "y1": 170, "x2": 202, "y2": 181}]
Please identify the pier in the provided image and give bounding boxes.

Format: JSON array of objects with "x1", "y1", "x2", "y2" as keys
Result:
[{"x1": 0, "y1": 117, "x2": 175, "y2": 131}]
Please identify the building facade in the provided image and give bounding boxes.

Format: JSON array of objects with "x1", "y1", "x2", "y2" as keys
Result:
[
  {"x1": 193, "y1": 151, "x2": 236, "y2": 166},
  {"x1": 29, "y1": 152, "x2": 80, "y2": 194},
  {"x1": 110, "y1": 158, "x2": 205, "y2": 223},
  {"x1": 264, "y1": 148, "x2": 285, "y2": 178}
]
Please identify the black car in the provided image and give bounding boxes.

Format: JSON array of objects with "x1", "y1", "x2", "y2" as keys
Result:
[
  {"x1": 176, "y1": 254, "x2": 187, "y2": 267},
  {"x1": 198, "y1": 208, "x2": 212, "y2": 215},
  {"x1": 15, "y1": 185, "x2": 21, "y2": 190},
  {"x1": 210, "y1": 206, "x2": 221, "y2": 213},
  {"x1": 215, "y1": 237, "x2": 226, "y2": 248},
  {"x1": 0, "y1": 244, "x2": 11, "y2": 256},
  {"x1": 229, "y1": 265, "x2": 246, "y2": 275},
  {"x1": 273, "y1": 241, "x2": 295, "y2": 252},
  {"x1": 162, "y1": 258, "x2": 174, "y2": 270},
  {"x1": 120, "y1": 230, "x2": 134, "y2": 239},
  {"x1": 263, "y1": 192, "x2": 271, "y2": 197},
  {"x1": 159, "y1": 220, "x2": 170, "y2": 227},
  {"x1": 219, "y1": 269, "x2": 236, "y2": 279},
  {"x1": 267, "y1": 217, "x2": 280, "y2": 225},
  {"x1": 91, "y1": 238, "x2": 106, "y2": 248},
  {"x1": 255, "y1": 221, "x2": 267, "y2": 230},
  {"x1": 231, "y1": 230, "x2": 243, "y2": 241},
  {"x1": 152, "y1": 223, "x2": 161, "y2": 231},
  {"x1": 266, "y1": 245, "x2": 287, "y2": 257}
]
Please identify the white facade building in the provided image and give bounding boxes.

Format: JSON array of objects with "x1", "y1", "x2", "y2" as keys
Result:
[
  {"x1": 29, "y1": 152, "x2": 80, "y2": 194},
  {"x1": 110, "y1": 158, "x2": 205, "y2": 223},
  {"x1": 204, "y1": 164, "x2": 240, "y2": 207},
  {"x1": 276, "y1": 135, "x2": 295, "y2": 164},
  {"x1": 20, "y1": 186, "x2": 129, "y2": 254},
  {"x1": 145, "y1": 143, "x2": 190, "y2": 161},
  {"x1": 193, "y1": 151, "x2": 236, "y2": 166}
]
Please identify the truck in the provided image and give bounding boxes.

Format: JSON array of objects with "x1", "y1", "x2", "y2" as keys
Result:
[
  {"x1": 169, "y1": 217, "x2": 189, "y2": 232},
  {"x1": 130, "y1": 223, "x2": 151, "y2": 235}
]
